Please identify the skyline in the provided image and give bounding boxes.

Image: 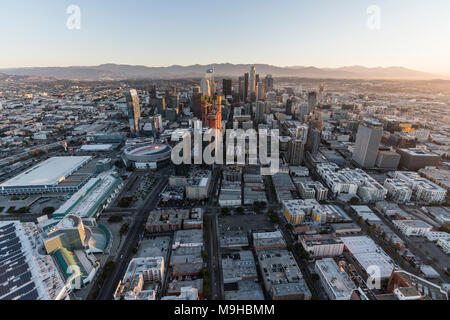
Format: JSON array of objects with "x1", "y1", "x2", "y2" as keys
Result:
[{"x1": 1, "y1": 0, "x2": 450, "y2": 75}]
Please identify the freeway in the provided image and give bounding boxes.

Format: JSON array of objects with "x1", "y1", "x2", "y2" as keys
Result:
[
  {"x1": 0, "y1": 137, "x2": 83, "y2": 168},
  {"x1": 92, "y1": 173, "x2": 168, "y2": 300}
]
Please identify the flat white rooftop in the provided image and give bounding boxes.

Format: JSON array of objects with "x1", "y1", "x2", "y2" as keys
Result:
[
  {"x1": 54, "y1": 172, "x2": 120, "y2": 219},
  {"x1": 341, "y1": 236, "x2": 394, "y2": 279},
  {"x1": 253, "y1": 230, "x2": 283, "y2": 240},
  {"x1": 315, "y1": 258, "x2": 356, "y2": 300},
  {"x1": 351, "y1": 205, "x2": 381, "y2": 222},
  {"x1": 80, "y1": 144, "x2": 113, "y2": 151},
  {"x1": 0, "y1": 156, "x2": 92, "y2": 187}
]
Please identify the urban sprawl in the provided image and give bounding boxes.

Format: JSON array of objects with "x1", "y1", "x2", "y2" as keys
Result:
[{"x1": 0, "y1": 67, "x2": 449, "y2": 301}]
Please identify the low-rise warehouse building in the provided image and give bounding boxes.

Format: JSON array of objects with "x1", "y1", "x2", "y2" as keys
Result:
[
  {"x1": 256, "y1": 250, "x2": 311, "y2": 300},
  {"x1": 0, "y1": 156, "x2": 94, "y2": 195},
  {"x1": 299, "y1": 234, "x2": 344, "y2": 258},
  {"x1": 392, "y1": 219, "x2": 433, "y2": 236},
  {"x1": 52, "y1": 172, "x2": 123, "y2": 220},
  {"x1": 222, "y1": 251, "x2": 258, "y2": 284},
  {"x1": 315, "y1": 258, "x2": 356, "y2": 300},
  {"x1": 252, "y1": 231, "x2": 286, "y2": 251},
  {"x1": 341, "y1": 236, "x2": 395, "y2": 280}
]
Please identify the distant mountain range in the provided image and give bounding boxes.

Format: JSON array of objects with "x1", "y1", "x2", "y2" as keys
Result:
[
  {"x1": 0, "y1": 72, "x2": 56, "y2": 82},
  {"x1": 0, "y1": 63, "x2": 443, "y2": 81}
]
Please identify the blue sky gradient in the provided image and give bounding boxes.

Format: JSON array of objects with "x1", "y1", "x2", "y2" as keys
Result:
[{"x1": 1, "y1": 0, "x2": 449, "y2": 73}]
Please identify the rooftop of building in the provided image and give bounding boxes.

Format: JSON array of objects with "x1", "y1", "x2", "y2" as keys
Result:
[
  {"x1": 393, "y1": 219, "x2": 433, "y2": 229},
  {"x1": 0, "y1": 156, "x2": 92, "y2": 187},
  {"x1": 301, "y1": 233, "x2": 344, "y2": 246},
  {"x1": 256, "y1": 249, "x2": 311, "y2": 297},
  {"x1": 173, "y1": 229, "x2": 203, "y2": 247},
  {"x1": 53, "y1": 172, "x2": 121, "y2": 219},
  {"x1": 224, "y1": 280, "x2": 265, "y2": 300},
  {"x1": 315, "y1": 258, "x2": 356, "y2": 299},
  {"x1": 341, "y1": 236, "x2": 394, "y2": 279},
  {"x1": 398, "y1": 148, "x2": 439, "y2": 157},
  {"x1": 0, "y1": 221, "x2": 67, "y2": 300},
  {"x1": 351, "y1": 205, "x2": 381, "y2": 222},
  {"x1": 222, "y1": 251, "x2": 258, "y2": 281}
]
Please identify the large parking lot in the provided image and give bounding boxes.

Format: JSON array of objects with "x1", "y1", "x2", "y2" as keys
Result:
[
  {"x1": 407, "y1": 236, "x2": 450, "y2": 276},
  {"x1": 219, "y1": 214, "x2": 274, "y2": 235}
]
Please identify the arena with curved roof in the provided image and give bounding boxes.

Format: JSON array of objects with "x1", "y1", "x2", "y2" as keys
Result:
[{"x1": 123, "y1": 143, "x2": 172, "y2": 169}]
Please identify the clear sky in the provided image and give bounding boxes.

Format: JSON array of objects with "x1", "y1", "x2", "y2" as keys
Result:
[{"x1": 1, "y1": 0, "x2": 450, "y2": 74}]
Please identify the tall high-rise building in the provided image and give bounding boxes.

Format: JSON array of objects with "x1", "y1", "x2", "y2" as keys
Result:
[
  {"x1": 206, "y1": 68, "x2": 215, "y2": 96},
  {"x1": 222, "y1": 79, "x2": 232, "y2": 96},
  {"x1": 238, "y1": 76, "x2": 245, "y2": 101},
  {"x1": 153, "y1": 114, "x2": 163, "y2": 131},
  {"x1": 288, "y1": 139, "x2": 305, "y2": 165},
  {"x1": 352, "y1": 120, "x2": 383, "y2": 168},
  {"x1": 286, "y1": 99, "x2": 293, "y2": 115},
  {"x1": 309, "y1": 129, "x2": 321, "y2": 155},
  {"x1": 125, "y1": 89, "x2": 141, "y2": 136},
  {"x1": 308, "y1": 91, "x2": 317, "y2": 114},
  {"x1": 192, "y1": 93, "x2": 202, "y2": 119},
  {"x1": 255, "y1": 101, "x2": 265, "y2": 124},
  {"x1": 298, "y1": 103, "x2": 309, "y2": 121},
  {"x1": 256, "y1": 82, "x2": 264, "y2": 101},
  {"x1": 264, "y1": 74, "x2": 274, "y2": 92},
  {"x1": 200, "y1": 78, "x2": 211, "y2": 97},
  {"x1": 244, "y1": 72, "x2": 249, "y2": 102},
  {"x1": 249, "y1": 65, "x2": 256, "y2": 97},
  {"x1": 200, "y1": 68, "x2": 215, "y2": 97},
  {"x1": 156, "y1": 97, "x2": 166, "y2": 115},
  {"x1": 201, "y1": 95, "x2": 222, "y2": 130},
  {"x1": 168, "y1": 94, "x2": 180, "y2": 111}
]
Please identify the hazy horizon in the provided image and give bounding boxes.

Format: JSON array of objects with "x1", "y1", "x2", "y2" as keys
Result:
[{"x1": 0, "y1": 62, "x2": 443, "y2": 73}]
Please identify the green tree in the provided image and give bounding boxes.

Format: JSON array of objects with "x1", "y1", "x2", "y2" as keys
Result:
[
  {"x1": 357, "y1": 216, "x2": 363, "y2": 225},
  {"x1": 108, "y1": 215, "x2": 123, "y2": 223},
  {"x1": 118, "y1": 197, "x2": 132, "y2": 208},
  {"x1": 42, "y1": 206, "x2": 55, "y2": 215},
  {"x1": 120, "y1": 223, "x2": 130, "y2": 236}
]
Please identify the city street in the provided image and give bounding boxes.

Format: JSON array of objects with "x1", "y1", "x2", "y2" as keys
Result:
[{"x1": 90, "y1": 174, "x2": 168, "y2": 300}]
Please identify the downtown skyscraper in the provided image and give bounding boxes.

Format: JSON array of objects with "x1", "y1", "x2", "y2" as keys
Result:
[
  {"x1": 125, "y1": 89, "x2": 141, "y2": 136},
  {"x1": 249, "y1": 65, "x2": 256, "y2": 98},
  {"x1": 352, "y1": 119, "x2": 383, "y2": 168}
]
